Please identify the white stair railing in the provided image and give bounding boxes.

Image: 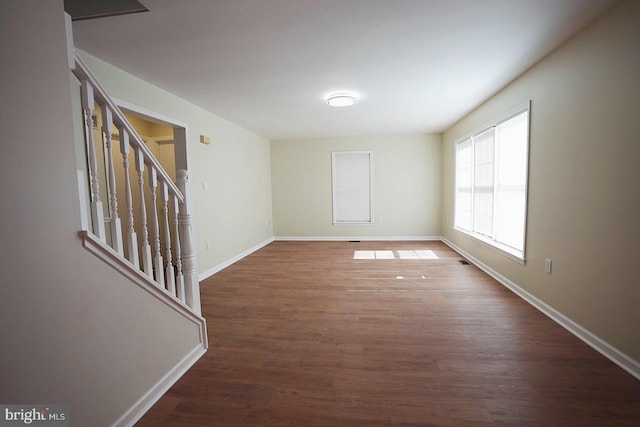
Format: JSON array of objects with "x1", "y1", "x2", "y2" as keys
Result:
[
  {"x1": 72, "y1": 52, "x2": 201, "y2": 315},
  {"x1": 135, "y1": 146, "x2": 154, "y2": 278},
  {"x1": 80, "y1": 80, "x2": 106, "y2": 241}
]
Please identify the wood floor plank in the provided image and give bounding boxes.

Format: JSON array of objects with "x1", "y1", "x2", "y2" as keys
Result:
[{"x1": 137, "y1": 241, "x2": 640, "y2": 426}]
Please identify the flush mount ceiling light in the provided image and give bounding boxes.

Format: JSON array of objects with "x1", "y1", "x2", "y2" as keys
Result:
[{"x1": 327, "y1": 93, "x2": 358, "y2": 107}]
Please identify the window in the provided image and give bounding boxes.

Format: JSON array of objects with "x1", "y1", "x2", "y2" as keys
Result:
[
  {"x1": 454, "y1": 103, "x2": 530, "y2": 261},
  {"x1": 332, "y1": 151, "x2": 373, "y2": 223}
]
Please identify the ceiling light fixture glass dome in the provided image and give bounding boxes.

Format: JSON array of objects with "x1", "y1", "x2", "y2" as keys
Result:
[{"x1": 327, "y1": 93, "x2": 357, "y2": 107}]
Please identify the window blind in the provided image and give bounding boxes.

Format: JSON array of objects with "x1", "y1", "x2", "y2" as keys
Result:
[{"x1": 332, "y1": 151, "x2": 372, "y2": 223}]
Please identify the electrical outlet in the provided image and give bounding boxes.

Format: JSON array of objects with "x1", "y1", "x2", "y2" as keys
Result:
[
  {"x1": 206, "y1": 239, "x2": 211, "y2": 250},
  {"x1": 545, "y1": 258, "x2": 552, "y2": 274}
]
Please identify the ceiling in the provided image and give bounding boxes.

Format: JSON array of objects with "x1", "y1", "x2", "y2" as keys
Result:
[{"x1": 71, "y1": 0, "x2": 615, "y2": 141}]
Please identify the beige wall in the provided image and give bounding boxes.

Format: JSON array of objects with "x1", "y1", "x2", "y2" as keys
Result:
[
  {"x1": 78, "y1": 52, "x2": 274, "y2": 273},
  {"x1": 442, "y1": 0, "x2": 640, "y2": 361},
  {"x1": 272, "y1": 134, "x2": 442, "y2": 238},
  {"x1": 123, "y1": 112, "x2": 155, "y2": 136},
  {"x1": 0, "y1": 1, "x2": 203, "y2": 425}
]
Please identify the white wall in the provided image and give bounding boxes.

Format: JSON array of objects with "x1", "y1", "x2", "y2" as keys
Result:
[
  {"x1": 442, "y1": 0, "x2": 640, "y2": 362},
  {"x1": 77, "y1": 52, "x2": 274, "y2": 273},
  {"x1": 0, "y1": 1, "x2": 203, "y2": 425},
  {"x1": 272, "y1": 134, "x2": 441, "y2": 238}
]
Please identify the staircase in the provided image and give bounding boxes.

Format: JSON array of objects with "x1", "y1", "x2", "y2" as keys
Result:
[{"x1": 70, "y1": 51, "x2": 206, "y2": 324}]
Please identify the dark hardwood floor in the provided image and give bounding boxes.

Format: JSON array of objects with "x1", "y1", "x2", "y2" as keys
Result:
[{"x1": 137, "y1": 241, "x2": 640, "y2": 426}]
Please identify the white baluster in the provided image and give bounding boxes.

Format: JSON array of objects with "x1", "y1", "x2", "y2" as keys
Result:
[
  {"x1": 100, "y1": 105, "x2": 124, "y2": 255},
  {"x1": 177, "y1": 169, "x2": 201, "y2": 314},
  {"x1": 118, "y1": 128, "x2": 139, "y2": 268},
  {"x1": 161, "y1": 180, "x2": 176, "y2": 295},
  {"x1": 135, "y1": 147, "x2": 153, "y2": 278},
  {"x1": 172, "y1": 193, "x2": 185, "y2": 302},
  {"x1": 80, "y1": 81, "x2": 106, "y2": 240},
  {"x1": 148, "y1": 167, "x2": 165, "y2": 287}
]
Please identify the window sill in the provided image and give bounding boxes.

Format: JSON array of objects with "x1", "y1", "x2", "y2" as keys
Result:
[
  {"x1": 453, "y1": 227, "x2": 526, "y2": 265},
  {"x1": 333, "y1": 221, "x2": 374, "y2": 225}
]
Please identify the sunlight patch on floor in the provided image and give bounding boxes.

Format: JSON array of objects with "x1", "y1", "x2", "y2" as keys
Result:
[{"x1": 353, "y1": 249, "x2": 439, "y2": 260}]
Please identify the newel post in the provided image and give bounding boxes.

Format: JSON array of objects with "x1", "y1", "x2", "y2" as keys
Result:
[{"x1": 177, "y1": 169, "x2": 201, "y2": 315}]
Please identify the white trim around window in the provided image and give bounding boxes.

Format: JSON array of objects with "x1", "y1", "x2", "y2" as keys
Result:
[{"x1": 454, "y1": 101, "x2": 531, "y2": 263}]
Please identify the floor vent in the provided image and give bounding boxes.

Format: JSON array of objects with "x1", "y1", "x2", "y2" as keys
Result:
[
  {"x1": 458, "y1": 260, "x2": 470, "y2": 265},
  {"x1": 349, "y1": 240, "x2": 361, "y2": 243}
]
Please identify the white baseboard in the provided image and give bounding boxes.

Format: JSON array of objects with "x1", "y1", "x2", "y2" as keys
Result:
[
  {"x1": 81, "y1": 231, "x2": 210, "y2": 426},
  {"x1": 198, "y1": 237, "x2": 275, "y2": 281},
  {"x1": 441, "y1": 237, "x2": 640, "y2": 381},
  {"x1": 274, "y1": 235, "x2": 442, "y2": 242},
  {"x1": 112, "y1": 344, "x2": 207, "y2": 427}
]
